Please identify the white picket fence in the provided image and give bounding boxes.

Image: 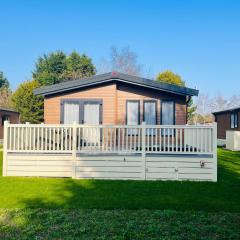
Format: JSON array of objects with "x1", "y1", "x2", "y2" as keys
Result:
[{"x1": 3, "y1": 122, "x2": 217, "y2": 181}]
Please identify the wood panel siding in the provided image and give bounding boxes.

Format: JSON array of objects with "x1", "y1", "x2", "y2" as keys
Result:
[
  {"x1": 215, "y1": 110, "x2": 240, "y2": 139},
  {"x1": 44, "y1": 82, "x2": 187, "y2": 125},
  {"x1": 44, "y1": 83, "x2": 117, "y2": 124},
  {"x1": 0, "y1": 110, "x2": 19, "y2": 139},
  {"x1": 116, "y1": 83, "x2": 187, "y2": 125}
]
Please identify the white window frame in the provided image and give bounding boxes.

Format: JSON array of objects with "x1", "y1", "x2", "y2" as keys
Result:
[
  {"x1": 161, "y1": 100, "x2": 175, "y2": 125},
  {"x1": 143, "y1": 100, "x2": 157, "y2": 125},
  {"x1": 161, "y1": 100, "x2": 175, "y2": 136},
  {"x1": 230, "y1": 112, "x2": 238, "y2": 129},
  {"x1": 143, "y1": 100, "x2": 157, "y2": 135},
  {"x1": 126, "y1": 100, "x2": 140, "y2": 135}
]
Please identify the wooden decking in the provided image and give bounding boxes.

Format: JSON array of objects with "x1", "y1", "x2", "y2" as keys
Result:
[{"x1": 3, "y1": 122, "x2": 217, "y2": 181}]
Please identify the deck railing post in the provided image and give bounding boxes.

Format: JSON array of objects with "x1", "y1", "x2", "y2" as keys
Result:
[
  {"x1": 72, "y1": 121, "x2": 77, "y2": 178},
  {"x1": 213, "y1": 122, "x2": 217, "y2": 182},
  {"x1": 141, "y1": 122, "x2": 146, "y2": 180},
  {"x1": 3, "y1": 120, "x2": 9, "y2": 176},
  {"x1": 25, "y1": 122, "x2": 30, "y2": 150}
]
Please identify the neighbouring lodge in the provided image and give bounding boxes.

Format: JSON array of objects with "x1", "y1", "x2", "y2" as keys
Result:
[
  {"x1": 34, "y1": 72, "x2": 199, "y2": 125},
  {"x1": 213, "y1": 107, "x2": 240, "y2": 146},
  {"x1": 0, "y1": 108, "x2": 20, "y2": 143}
]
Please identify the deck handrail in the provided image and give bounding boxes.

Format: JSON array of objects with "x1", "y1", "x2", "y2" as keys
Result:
[{"x1": 3, "y1": 121, "x2": 217, "y2": 156}]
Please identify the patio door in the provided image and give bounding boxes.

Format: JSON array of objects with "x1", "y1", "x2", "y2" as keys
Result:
[
  {"x1": 83, "y1": 103, "x2": 100, "y2": 125},
  {"x1": 61, "y1": 99, "x2": 102, "y2": 148},
  {"x1": 82, "y1": 101, "x2": 102, "y2": 147},
  {"x1": 61, "y1": 100, "x2": 102, "y2": 125},
  {"x1": 63, "y1": 102, "x2": 80, "y2": 124}
]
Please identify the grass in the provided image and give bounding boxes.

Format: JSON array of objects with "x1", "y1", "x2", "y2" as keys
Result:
[
  {"x1": 0, "y1": 148, "x2": 240, "y2": 239},
  {"x1": 0, "y1": 148, "x2": 240, "y2": 211},
  {"x1": 0, "y1": 209, "x2": 239, "y2": 239}
]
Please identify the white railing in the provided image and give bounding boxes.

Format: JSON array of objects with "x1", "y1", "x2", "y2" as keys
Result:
[
  {"x1": 5, "y1": 123, "x2": 73, "y2": 153},
  {"x1": 4, "y1": 122, "x2": 217, "y2": 155}
]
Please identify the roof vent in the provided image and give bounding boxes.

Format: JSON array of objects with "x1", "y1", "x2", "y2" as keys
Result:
[{"x1": 111, "y1": 71, "x2": 118, "y2": 77}]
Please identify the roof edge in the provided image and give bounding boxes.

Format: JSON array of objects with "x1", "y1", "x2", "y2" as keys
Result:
[
  {"x1": 0, "y1": 107, "x2": 19, "y2": 114},
  {"x1": 212, "y1": 107, "x2": 240, "y2": 115},
  {"x1": 34, "y1": 72, "x2": 199, "y2": 97}
]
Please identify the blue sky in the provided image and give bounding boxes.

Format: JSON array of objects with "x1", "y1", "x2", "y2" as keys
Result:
[{"x1": 0, "y1": 0, "x2": 240, "y2": 97}]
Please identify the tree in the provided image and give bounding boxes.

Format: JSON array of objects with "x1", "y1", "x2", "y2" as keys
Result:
[
  {"x1": 156, "y1": 70, "x2": 195, "y2": 123},
  {"x1": 33, "y1": 51, "x2": 96, "y2": 86},
  {"x1": 187, "y1": 99, "x2": 197, "y2": 123},
  {"x1": 0, "y1": 87, "x2": 12, "y2": 108},
  {"x1": 0, "y1": 71, "x2": 9, "y2": 88},
  {"x1": 210, "y1": 93, "x2": 232, "y2": 113},
  {"x1": 12, "y1": 80, "x2": 44, "y2": 123},
  {"x1": 33, "y1": 51, "x2": 67, "y2": 86},
  {"x1": 17, "y1": 50, "x2": 95, "y2": 123},
  {"x1": 110, "y1": 46, "x2": 142, "y2": 76},
  {"x1": 190, "y1": 113, "x2": 214, "y2": 124},
  {"x1": 0, "y1": 71, "x2": 11, "y2": 108},
  {"x1": 65, "y1": 51, "x2": 96, "y2": 80},
  {"x1": 193, "y1": 93, "x2": 240, "y2": 124},
  {"x1": 228, "y1": 95, "x2": 240, "y2": 109},
  {"x1": 193, "y1": 93, "x2": 213, "y2": 124},
  {"x1": 195, "y1": 94, "x2": 212, "y2": 116},
  {"x1": 156, "y1": 70, "x2": 185, "y2": 86},
  {"x1": 99, "y1": 46, "x2": 143, "y2": 76}
]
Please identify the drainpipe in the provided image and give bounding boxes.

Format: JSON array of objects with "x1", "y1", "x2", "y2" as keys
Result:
[
  {"x1": 186, "y1": 96, "x2": 192, "y2": 105},
  {"x1": 186, "y1": 96, "x2": 192, "y2": 124}
]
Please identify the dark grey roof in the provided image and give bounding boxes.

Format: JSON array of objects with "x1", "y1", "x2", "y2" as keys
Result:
[
  {"x1": 212, "y1": 106, "x2": 240, "y2": 115},
  {"x1": 0, "y1": 107, "x2": 19, "y2": 114},
  {"x1": 34, "y1": 72, "x2": 199, "y2": 97}
]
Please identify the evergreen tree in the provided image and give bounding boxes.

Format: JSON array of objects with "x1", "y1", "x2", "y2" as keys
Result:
[{"x1": 12, "y1": 80, "x2": 44, "y2": 123}]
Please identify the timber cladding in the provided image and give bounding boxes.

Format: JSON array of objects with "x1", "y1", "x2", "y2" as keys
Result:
[
  {"x1": 44, "y1": 83, "x2": 116, "y2": 124},
  {"x1": 0, "y1": 110, "x2": 19, "y2": 139},
  {"x1": 214, "y1": 110, "x2": 240, "y2": 139},
  {"x1": 44, "y1": 82, "x2": 187, "y2": 125},
  {"x1": 116, "y1": 83, "x2": 186, "y2": 125}
]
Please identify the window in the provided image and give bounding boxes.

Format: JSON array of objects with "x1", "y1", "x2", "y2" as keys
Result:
[
  {"x1": 1, "y1": 115, "x2": 10, "y2": 126},
  {"x1": 161, "y1": 101, "x2": 175, "y2": 125},
  {"x1": 230, "y1": 112, "x2": 238, "y2": 128},
  {"x1": 143, "y1": 101, "x2": 157, "y2": 125},
  {"x1": 144, "y1": 101, "x2": 157, "y2": 135},
  {"x1": 126, "y1": 101, "x2": 140, "y2": 134},
  {"x1": 126, "y1": 101, "x2": 140, "y2": 125},
  {"x1": 161, "y1": 101, "x2": 175, "y2": 135}
]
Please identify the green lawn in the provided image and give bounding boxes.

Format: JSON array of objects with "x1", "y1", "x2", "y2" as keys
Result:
[
  {"x1": 1, "y1": 209, "x2": 239, "y2": 240},
  {"x1": 0, "y1": 148, "x2": 240, "y2": 211},
  {"x1": 0, "y1": 148, "x2": 240, "y2": 239}
]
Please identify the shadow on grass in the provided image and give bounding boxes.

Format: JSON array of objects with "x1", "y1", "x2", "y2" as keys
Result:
[
  {"x1": 0, "y1": 148, "x2": 239, "y2": 212},
  {"x1": 16, "y1": 164, "x2": 240, "y2": 212},
  {"x1": 1, "y1": 149, "x2": 240, "y2": 239},
  {"x1": 0, "y1": 148, "x2": 231, "y2": 212},
  {"x1": 2, "y1": 165, "x2": 238, "y2": 239}
]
